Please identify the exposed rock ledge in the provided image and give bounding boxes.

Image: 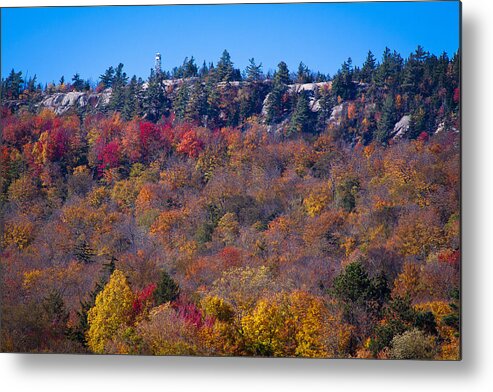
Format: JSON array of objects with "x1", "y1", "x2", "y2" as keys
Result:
[{"x1": 40, "y1": 90, "x2": 112, "y2": 115}]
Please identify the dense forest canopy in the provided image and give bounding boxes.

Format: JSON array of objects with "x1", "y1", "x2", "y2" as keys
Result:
[{"x1": 0, "y1": 46, "x2": 460, "y2": 358}]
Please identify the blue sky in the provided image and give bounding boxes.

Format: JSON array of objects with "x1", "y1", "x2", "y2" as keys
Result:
[{"x1": 1, "y1": 1, "x2": 460, "y2": 85}]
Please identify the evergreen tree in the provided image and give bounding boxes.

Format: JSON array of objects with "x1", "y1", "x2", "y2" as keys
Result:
[
  {"x1": 184, "y1": 56, "x2": 198, "y2": 78},
  {"x1": 185, "y1": 80, "x2": 208, "y2": 123},
  {"x1": 143, "y1": 68, "x2": 170, "y2": 122},
  {"x1": 26, "y1": 75, "x2": 38, "y2": 93},
  {"x1": 403, "y1": 45, "x2": 429, "y2": 95},
  {"x1": 217, "y1": 49, "x2": 235, "y2": 82},
  {"x1": 3, "y1": 69, "x2": 24, "y2": 99},
  {"x1": 246, "y1": 58, "x2": 263, "y2": 81},
  {"x1": 265, "y1": 83, "x2": 287, "y2": 124},
  {"x1": 205, "y1": 78, "x2": 221, "y2": 127},
  {"x1": 289, "y1": 90, "x2": 313, "y2": 135},
  {"x1": 375, "y1": 93, "x2": 397, "y2": 144},
  {"x1": 332, "y1": 58, "x2": 356, "y2": 100},
  {"x1": 273, "y1": 61, "x2": 291, "y2": 85},
  {"x1": 408, "y1": 105, "x2": 428, "y2": 139},
  {"x1": 122, "y1": 75, "x2": 141, "y2": 120},
  {"x1": 174, "y1": 83, "x2": 190, "y2": 120},
  {"x1": 71, "y1": 73, "x2": 85, "y2": 92},
  {"x1": 375, "y1": 47, "x2": 403, "y2": 91},
  {"x1": 296, "y1": 62, "x2": 313, "y2": 84},
  {"x1": 361, "y1": 50, "x2": 377, "y2": 83},
  {"x1": 108, "y1": 63, "x2": 128, "y2": 112},
  {"x1": 154, "y1": 270, "x2": 180, "y2": 305},
  {"x1": 316, "y1": 85, "x2": 334, "y2": 132},
  {"x1": 99, "y1": 66, "x2": 115, "y2": 88},
  {"x1": 199, "y1": 60, "x2": 209, "y2": 78}
]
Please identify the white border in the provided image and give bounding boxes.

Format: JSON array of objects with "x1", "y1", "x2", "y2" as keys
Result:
[{"x1": 2, "y1": 1, "x2": 493, "y2": 391}]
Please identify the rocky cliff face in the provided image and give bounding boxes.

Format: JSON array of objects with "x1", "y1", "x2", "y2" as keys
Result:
[
  {"x1": 11, "y1": 79, "x2": 428, "y2": 140},
  {"x1": 39, "y1": 90, "x2": 112, "y2": 115}
]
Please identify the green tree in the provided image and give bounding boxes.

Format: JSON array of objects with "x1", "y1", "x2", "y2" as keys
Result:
[
  {"x1": 402, "y1": 45, "x2": 429, "y2": 95},
  {"x1": 289, "y1": 90, "x2": 313, "y2": 135},
  {"x1": 360, "y1": 50, "x2": 377, "y2": 83},
  {"x1": 296, "y1": 62, "x2": 313, "y2": 84},
  {"x1": 2, "y1": 69, "x2": 24, "y2": 99},
  {"x1": 174, "y1": 83, "x2": 190, "y2": 120},
  {"x1": 185, "y1": 80, "x2": 208, "y2": 123},
  {"x1": 375, "y1": 93, "x2": 397, "y2": 144},
  {"x1": 217, "y1": 50, "x2": 235, "y2": 82},
  {"x1": 246, "y1": 58, "x2": 263, "y2": 81},
  {"x1": 273, "y1": 61, "x2": 291, "y2": 86},
  {"x1": 154, "y1": 270, "x2": 180, "y2": 305},
  {"x1": 99, "y1": 66, "x2": 115, "y2": 88},
  {"x1": 332, "y1": 58, "x2": 356, "y2": 100},
  {"x1": 71, "y1": 73, "x2": 85, "y2": 92},
  {"x1": 144, "y1": 68, "x2": 170, "y2": 122},
  {"x1": 122, "y1": 75, "x2": 142, "y2": 120},
  {"x1": 108, "y1": 63, "x2": 128, "y2": 112}
]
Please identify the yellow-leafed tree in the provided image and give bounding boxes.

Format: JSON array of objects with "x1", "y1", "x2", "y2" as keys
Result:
[{"x1": 86, "y1": 269, "x2": 134, "y2": 353}]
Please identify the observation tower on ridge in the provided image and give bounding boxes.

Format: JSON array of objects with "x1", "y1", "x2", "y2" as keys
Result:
[{"x1": 155, "y1": 53, "x2": 162, "y2": 74}]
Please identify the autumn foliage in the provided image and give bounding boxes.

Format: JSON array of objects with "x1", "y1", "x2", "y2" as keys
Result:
[{"x1": 0, "y1": 49, "x2": 460, "y2": 359}]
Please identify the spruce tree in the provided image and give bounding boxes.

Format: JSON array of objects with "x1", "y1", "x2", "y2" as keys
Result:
[
  {"x1": 246, "y1": 58, "x2": 263, "y2": 81},
  {"x1": 273, "y1": 61, "x2": 291, "y2": 85},
  {"x1": 144, "y1": 68, "x2": 170, "y2": 122},
  {"x1": 289, "y1": 90, "x2": 313, "y2": 135},
  {"x1": 296, "y1": 62, "x2": 313, "y2": 84},
  {"x1": 71, "y1": 73, "x2": 85, "y2": 92},
  {"x1": 185, "y1": 80, "x2": 208, "y2": 123},
  {"x1": 375, "y1": 94, "x2": 397, "y2": 144},
  {"x1": 99, "y1": 66, "x2": 115, "y2": 88},
  {"x1": 154, "y1": 270, "x2": 180, "y2": 305},
  {"x1": 174, "y1": 83, "x2": 190, "y2": 120},
  {"x1": 361, "y1": 50, "x2": 377, "y2": 83},
  {"x1": 217, "y1": 49, "x2": 235, "y2": 82},
  {"x1": 3, "y1": 69, "x2": 24, "y2": 99},
  {"x1": 332, "y1": 58, "x2": 356, "y2": 100},
  {"x1": 122, "y1": 75, "x2": 141, "y2": 120}
]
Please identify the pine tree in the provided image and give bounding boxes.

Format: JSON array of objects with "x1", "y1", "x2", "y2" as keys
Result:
[
  {"x1": 99, "y1": 66, "x2": 115, "y2": 88},
  {"x1": 246, "y1": 58, "x2": 263, "y2": 81},
  {"x1": 174, "y1": 83, "x2": 190, "y2": 120},
  {"x1": 273, "y1": 61, "x2": 291, "y2": 86},
  {"x1": 3, "y1": 69, "x2": 24, "y2": 99},
  {"x1": 122, "y1": 75, "x2": 141, "y2": 121},
  {"x1": 296, "y1": 62, "x2": 313, "y2": 84},
  {"x1": 217, "y1": 49, "x2": 235, "y2": 82},
  {"x1": 375, "y1": 94, "x2": 397, "y2": 144},
  {"x1": 71, "y1": 73, "x2": 85, "y2": 92},
  {"x1": 375, "y1": 48, "x2": 403, "y2": 91},
  {"x1": 289, "y1": 90, "x2": 313, "y2": 135},
  {"x1": 332, "y1": 58, "x2": 356, "y2": 100},
  {"x1": 144, "y1": 68, "x2": 170, "y2": 122},
  {"x1": 185, "y1": 80, "x2": 207, "y2": 123},
  {"x1": 408, "y1": 106, "x2": 428, "y2": 139},
  {"x1": 265, "y1": 83, "x2": 286, "y2": 124},
  {"x1": 403, "y1": 45, "x2": 429, "y2": 95},
  {"x1": 199, "y1": 60, "x2": 209, "y2": 78},
  {"x1": 154, "y1": 270, "x2": 180, "y2": 305},
  {"x1": 108, "y1": 63, "x2": 128, "y2": 112},
  {"x1": 361, "y1": 50, "x2": 377, "y2": 83}
]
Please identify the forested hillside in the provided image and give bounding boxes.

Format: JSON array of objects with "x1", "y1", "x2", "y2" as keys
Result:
[{"x1": 0, "y1": 46, "x2": 460, "y2": 358}]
